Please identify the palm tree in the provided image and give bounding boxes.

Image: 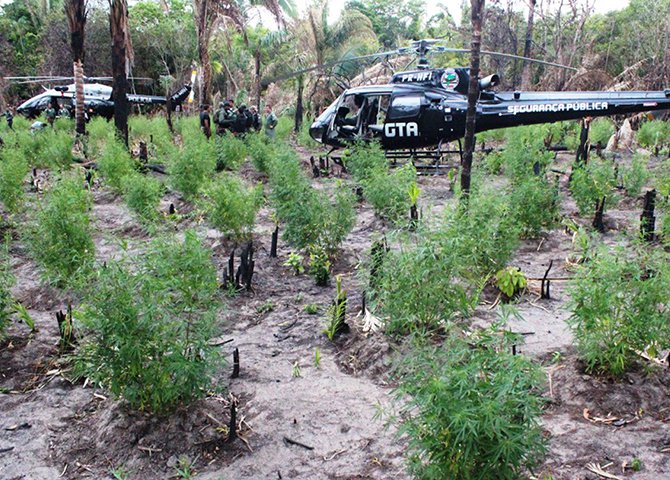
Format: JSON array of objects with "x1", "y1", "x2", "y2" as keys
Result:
[
  {"x1": 192, "y1": 0, "x2": 293, "y2": 107},
  {"x1": 109, "y1": 0, "x2": 133, "y2": 146},
  {"x1": 461, "y1": 0, "x2": 485, "y2": 201},
  {"x1": 65, "y1": 0, "x2": 87, "y2": 136}
]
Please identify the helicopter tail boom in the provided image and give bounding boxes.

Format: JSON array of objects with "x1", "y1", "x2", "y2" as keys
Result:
[{"x1": 478, "y1": 89, "x2": 670, "y2": 133}]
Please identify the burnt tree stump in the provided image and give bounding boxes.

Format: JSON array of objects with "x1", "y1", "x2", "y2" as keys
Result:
[
  {"x1": 592, "y1": 196, "x2": 606, "y2": 233},
  {"x1": 232, "y1": 347, "x2": 240, "y2": 378},
  {"x1": 270, "y1": 225, "x2": 279, "y2": 258},
  {"x1": 235, "y1": 241, "x2": 255, "y2": 291},
  {"x1": 640, "y1": 189, "x2": 656, "y2": 242}
]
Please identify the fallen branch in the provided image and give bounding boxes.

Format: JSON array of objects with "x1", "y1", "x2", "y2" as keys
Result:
[
  {"x1": 283, "y1": 436, "x2": 314, "y2": 450},
  {"x1": 586, "y1": 462, "x2": 622, "y2": 480}
]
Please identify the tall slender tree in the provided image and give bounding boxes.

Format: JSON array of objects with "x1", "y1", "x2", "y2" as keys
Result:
[
  {"x1": 520, "y1": 0, "x2": 536, "y2": 90},
  {"x1": 109, "y1": 0, "x2": 131, "y2": 146},
  {"x1": 460, "y1": 0, "x2": 485, "y2": 202},
  {"x1": 65, "y1": 0, "x2": 87, "y2": 136}
]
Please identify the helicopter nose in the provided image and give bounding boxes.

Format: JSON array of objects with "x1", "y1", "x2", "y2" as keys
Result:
[{"x1": 309, "y1": 121, "x2": 325, "y2": 143}]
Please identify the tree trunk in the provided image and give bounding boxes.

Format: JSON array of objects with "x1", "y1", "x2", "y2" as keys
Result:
[
  {"x1": 460, "y1": 0, "x2": 485, "y2": 202},
  {"x1": 196, "y1": 0, "x2": 212, "y2": 107},
  {"x1": 255, "y1": 48, "x2": 262, "y2": 111},
  {"x1": 110, "y1": 0, "x2": 130, "y2": 146},
  {"x1": 65, "y1": 0, "x2": 87, "y2": 135},
  {"x1": 295, "y1": 75, "x2": 304, "y2": 133},
  {"x1": 520, "y1": 0, "x2": 536, "y2": 90}
]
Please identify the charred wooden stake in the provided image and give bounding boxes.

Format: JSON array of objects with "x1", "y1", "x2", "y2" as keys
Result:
[
  {"x1": 235, "y1": 241, "x2": 255, "y2": 291},
  {"x1": 361, "y1": 290, "x2": 366, "y2": 314},
  {"x1": 227, "y1": 395, "x2": 238, "y2": 442},
  {"x1": 309, "y1": 156, "x2": 319, "y2": 178},
  {"x1": 369, "y1": 237, "x2": 389, "y2": 289},
  {"x1": 592, "y1": 196, "x2": 606, "y2": 233},
  {"x1": 139, "y1": 141, "x2": 148, "y2": 163},
  {"x1": 56, "y1": 304, "x2": 75, "y2": 352},
  {"x1": 512, "y1": 344, "x2": 517, "y2": 355},
  {"x1": 533, "y1": 160, "x2": 541, "y2": 176},
  {"x1": 168, "y1": 203, "x2": 176, "y2": 215},
  {"x1": 222, "y1": 250, "x2": 236, "y2": 289},
  {"x1": 541, "y1": 260, "x2": 553, "y2": 300},
  {"x1": 270, "y1": 225, "x2": 279, "y2": 258},
  {"x1": 410, "y1": 204, "x2": 419, "y2": 227},
  {"x1": 640, "y1": 189, "x2": 656, "y2": 242},
  {"x1": 575, "y1": 118, "x2": 591, "y2": 166},
  {"x1": 232, "y1": 347, "x2": 240, "y2": 378},
  {"x1": 84, "y1": 169, "x2": 94, "y2": 188}
]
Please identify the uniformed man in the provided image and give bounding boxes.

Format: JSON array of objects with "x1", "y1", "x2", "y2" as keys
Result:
[
  {"x1": 45, "y1": 104, "x2": 57, "y2": 126},
  {"x1": 249, "y1": 106, "x2": 261, "y2": 131},
  {"x1": 199, "y1": 104, "x2": 211, "y2": 139},
  {"x1": 221, "y1": 101, "x2": 237, "y2": 134},
  {"x1": 58, "y1": 105, "x2": 71, "y2": 118},
  {"x1": 214, "y1": 101, "x2": 226, "y2": 135},
  {"x1": 264, "y1": 105, "x2": 277, "y2": 139}
]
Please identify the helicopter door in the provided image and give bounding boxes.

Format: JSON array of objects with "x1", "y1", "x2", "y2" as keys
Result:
[{"x1": 362, "y1": 94, "x2": 390, "y2": 139}]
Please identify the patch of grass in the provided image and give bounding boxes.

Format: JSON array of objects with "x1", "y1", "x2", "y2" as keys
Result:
[
  {"x1": 620, "y1": 153, "x2": 649, "y2": 197},
  {"x1": 637, "y1": 120, "x2": 670, "y2": 153},
  {"x1": 569, "y1": 158, "x2": 617, "y2": 216},
  {"x1": 168, "y1": 135, "x2": 216, "y2": 199},
  {"x1": 215, "y1": 132, "x2": 248, "y2": 171},
  {"x1": 283, "y1": 252, "x2": 304, "y2": 275},
  {"x1": 509, "y1": 176, "x2": 560, "y2": 238},
  {"x1": 323, "y1": 275, "x2": 347, "y2": 340},
  {"x1": 98, "y1": 137, "x2": 137, "y2": 193},
  {"x1": 0, "y1": 148, "x2": 30, "y2": 213},
  {"x1": 309, "y1": 243, "x2": 331, "y2": 287},
  {"x1": 303, "y1": 303, "x2": 319, "y2": 314}
]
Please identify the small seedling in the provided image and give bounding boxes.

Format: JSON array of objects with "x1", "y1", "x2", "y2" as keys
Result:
[
  {"x1": 256, "y1": 301, "x2": 274, "y2": 314},
  {"x1": 283, "y1": 252, "x2": 304, "y2": 275},
  {"x1": 110, "y1": 467, "x2": 129, "y2": 480},
  {"x1": 551, "y1": 351, "x2": 563, "y2": 364},
  {"x1": 630, "y1": 458, "x2": 643, "y2": 472},
  {"x1": 494, "y1": 266, "x2": 527, "y2": 298},
  {"x1": 303, "y1": 303, "x2": 319, "y2": 314},
  {"x1": 309, "y1": 244, "x2": 331, "y2": 287},
  {"x1": 292, "y1": 361, "x2": 302, "y2": 378},
  {"x1": 323, "y1": 275, "x2": 348, "y2": 340},
  {"x1": 314, "y1": 347, "x2": 321, "y2": 368},
  {"x1": 174, "y1": 455, "x2": 197, "y2": 479}
]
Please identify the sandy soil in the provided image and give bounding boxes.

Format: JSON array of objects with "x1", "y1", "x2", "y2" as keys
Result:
[{"x1": 1, "y1": 144, "x2": 669, "y2": 480}]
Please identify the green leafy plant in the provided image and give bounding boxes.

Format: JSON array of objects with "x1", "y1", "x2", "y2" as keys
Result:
[
  {"x1": 245, "y1": 133, "x2": 275, "y2": 174},
  {"x1": 256, "y1": 301, "x2": 274, "y2": 313},
  {"x1": 283, "y1": 252, "x2": 304, "y2": 275},
  {"x1": 630, "y1": 458, "x2": 643, "y2": 472},
  {"x1": 637, "y1": 120, "x2": 670, "y2": 154},
  {"x1": 215, "y1": 132, "x2": 248, "y2": 171},
  {"x1": 292, "y1": 361, "x2": 302, "y2": 378},
  {"x1": 588, "y1": 117, "x2": 615, "y2": 147},
  {"x1": 75, "y1": 231, "x2": 222, "y2": 413},
  {"x1": 509, "y1": 176, "x2": 560, "y2": 237},
  {"x1": 0, "y1": 241, "x2": 15, "y2": 341},
  {"x1": 323, "y1": 275, "x2": 347, "y2": 340},
  {"x1": 110, "y1": 466, "x2": 130, "y2": 480},
  {"x1": 620, "y1": 153, "x2": 649, "y2": 197},
  {"x1": 494, "y1": 266, "x2": 527, "y2": 298},
  {"x1": 569, "y1": 158, "x2": 616, "y2": 216},
  {"x1": 309, "y1": 244, "x2": 331, "y2": 286},
  {"x1": 0, "y1": 148, "x2": 30, "y2": 213},
  {"x1": 394, "y1": 324, "x2": 547, "y2": 480},
  {"x1": 122, "y1": 173, "x2": 164, "y2": 222},
  {"x1": 204, "y1": 175, "x2": 263, "y2": 241},
  {"x1": 314, "y1": 347, "x2": 321, "y2": 368},
  {"x1": 97, "y1": 137, "x2": 136, "y2": 192},
  {"x1": 568, "y1": 246, "x2": 670, "y2": 376},
  {"x1": 30, "y1": 173, "x2": 95, "y2": 287},
  {"x1": 303, "y1": 303, "x2": 319, "y2": 314},
  {"x1": 174, "y1": 455, "x2": 197, "y2": 479},
  {"x1": 168, "y1": 135, "x2": 216, "y2": 199}
]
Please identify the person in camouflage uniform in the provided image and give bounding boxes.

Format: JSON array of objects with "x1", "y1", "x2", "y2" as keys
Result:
[{"x1": 264, "y1": 105, "x2": 277, "y2": 139}]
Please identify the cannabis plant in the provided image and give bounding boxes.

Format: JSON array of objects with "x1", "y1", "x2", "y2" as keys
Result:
[{"x1": 204, "y1": 175, "x2": 263, "y2": 241}]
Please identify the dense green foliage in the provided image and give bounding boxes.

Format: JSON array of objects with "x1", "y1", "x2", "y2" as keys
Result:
[
  {"x1": 0, "y1": 148, "x2": 29, "y2": 213},
  {"x1": 75, "y1": 231, "x2": 221, "y2": 413},
  {"x1": 0, "y1": 241, "x2": 15, "y2": 342},
  {"x1": 372, "y1": 187, "x2": 519, "y2": 336},
  {"x1": 168, "y1": 131, "x2": 216, "y2": 199},
  {"x1": 394, "y1": 324, "x2": 547, "y2": 479},
  {"x1": 620, "y1": 154, "x2": 649, "y2": 197},
  {"x1": 122, "y1": 173, "x2": 164, "y2": 222},
  {"x1": 204, "y1": 175, "x2": 263, "y2": 241},
  {"x1": 637, "y1": 120, "x2": 670, "y2": 153},
  {"x1": 98, "y1": 137, "x2": 137, "y2": 192},
  {"x1": 268, "y1": 148, "x2": 355, "y2": 252},
  {"x1": 215, "y1": 132, "x2": 248, "y2": 171},
  {"x1": 569, "y1": 158, "x2": 617, "y2": 216},
  {"x1": 30, "y1": 173, "x2": 94, "y2": 287},
  {"x1": 568, "y1": 246, "x2": 670, "y2": 376}
]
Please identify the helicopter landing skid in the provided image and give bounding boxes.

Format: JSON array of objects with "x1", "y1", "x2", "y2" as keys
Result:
[{"x1": 385, "y1": 140, "x2": 462, "y2": 175}]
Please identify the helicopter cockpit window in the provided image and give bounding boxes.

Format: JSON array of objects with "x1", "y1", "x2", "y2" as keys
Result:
[{"x1": 389, "y1": 95, "x2": 421, "y2": 119}]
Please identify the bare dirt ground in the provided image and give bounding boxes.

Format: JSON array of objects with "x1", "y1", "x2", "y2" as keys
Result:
[{"x1": 1, "y1": 145, "x2": 669, "y2": 480}]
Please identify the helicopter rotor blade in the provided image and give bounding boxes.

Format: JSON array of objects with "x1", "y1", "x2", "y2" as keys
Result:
[{"x1": 433, "y1": 47, "x2": 577, "y2": 71}]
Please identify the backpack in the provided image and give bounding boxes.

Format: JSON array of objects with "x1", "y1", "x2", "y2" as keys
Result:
[
  {"x1": 244, "y1": 110, "x2": 253, "y2": 129},
  {"x1": 217, "y1": 109, "x2": 226, "y2": 125}
]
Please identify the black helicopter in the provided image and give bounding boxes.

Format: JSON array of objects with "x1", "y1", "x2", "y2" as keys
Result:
[
  {"x1": 9, "y1": 78, "x2": 191, "y2": 119},
  {"x1": 305, "y1": 40, "x2": 670, "y2": 153}
]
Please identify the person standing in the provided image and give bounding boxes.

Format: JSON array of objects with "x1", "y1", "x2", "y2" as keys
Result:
[
  {"x1": 3, "y1": 110, "x2": 13, "y2": 130},
  {"x1": 264, "y1": 105, "x2": 277, "y2": 139},
  {"x1": 249, "y1": 105, "x2": 261, "y2": 131},
  {"x1": 199, "y1": 104, "x2": 212, "y2": 139},
  {"x1": 214, "y1": 101, "x2": 226, "y2": 136},
  {"x1": 45, "y1": 104, "x2": 57, "y2": 127}
]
